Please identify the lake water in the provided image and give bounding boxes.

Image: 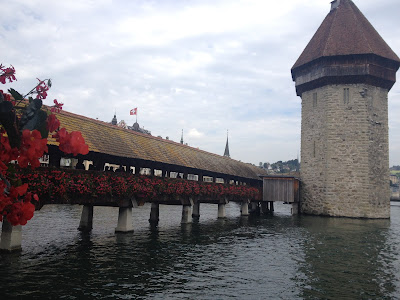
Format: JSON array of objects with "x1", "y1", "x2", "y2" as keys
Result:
[{"x1": 1, "y1": 202, "x2": 400, "y2": 299}]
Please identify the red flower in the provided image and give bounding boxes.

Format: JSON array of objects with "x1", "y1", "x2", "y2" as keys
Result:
[
  {"x1": 0, "y1": 90, "x2": 13, "y2": 104},
  {"x1": 8, "y1": 183, "x2": 29, "y2": 198},
  {"x1": 0, "y1": 64, "x2": 89, "y2": 227},
  {"x1": 0, "y1": 64, "x2": 16, "y2": 84},
  {"x1": 46, "y1": 114, "x2": 60, "y2": 132},
  {"x1": 0, "y1": 194, "x2": 12, "y2": 219},
  {"x1": 0, "y1": 134, "x2": 19, "y2": 164},
  {"x1": 0, "y1": 160, "x2": 7, "y2": 171},
  {"x1": 35, "y1": 78, "x2": 49, "y2": 100},
  {"x1": 51, "y1": 99, "x2": 63, "y2": 113},
  {"x1": 55, "y1": 128, "x2": 89, "y2": 156},
  {"x1": 6, "y1": 202, "x2": 35, "y2": 226},
  {"x1": 18, "y1": 129, "x2": 48, "y2": 168}
]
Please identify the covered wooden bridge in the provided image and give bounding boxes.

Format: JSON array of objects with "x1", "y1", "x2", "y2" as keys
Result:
[
  {"x1": 49, "y1": 110, "x2": 266, "y2": 187},
  {"x1": 43, "y1": 110, "x2": 268, "y2": 231},
  {"x1": 1, "y1": 109, "x2": 272, "y2": 251}
]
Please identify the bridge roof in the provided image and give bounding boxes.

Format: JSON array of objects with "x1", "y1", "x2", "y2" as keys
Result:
[{"x1": 52, "y1": 109, "x2": 267, "y2": 180}]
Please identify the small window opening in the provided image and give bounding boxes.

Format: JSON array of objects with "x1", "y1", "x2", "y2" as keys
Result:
[
  {"x1": 313, "y1": 141, "x2": 316, "y2": 158},
  {"x1": 343, "y1": 88, "x2": 350, "y2": 104},
  {"x1": 313, "y1": 92, "x2": 317, "y2": 108}
]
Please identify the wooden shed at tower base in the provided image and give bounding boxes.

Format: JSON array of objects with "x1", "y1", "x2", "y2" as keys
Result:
[{"x1": 261, "y1": 176, "x2": 300, "y2": 204}]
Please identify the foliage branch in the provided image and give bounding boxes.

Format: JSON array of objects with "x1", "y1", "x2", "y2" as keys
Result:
[{"x1": 0, "y1": 64, "x2": 89, "y2": 226}]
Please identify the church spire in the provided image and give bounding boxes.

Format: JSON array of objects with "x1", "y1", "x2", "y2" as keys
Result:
[
  {"x1": 223, "y1": 130, "x2": 230, "y2": 158},
  {"x1": 180, "y1": 129, "x2": 184, "y2": 144}
]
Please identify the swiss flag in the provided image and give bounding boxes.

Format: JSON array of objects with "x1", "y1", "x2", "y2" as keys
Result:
[{"x1": 130, "y1": 108, "x2": 137, "y2": 115}]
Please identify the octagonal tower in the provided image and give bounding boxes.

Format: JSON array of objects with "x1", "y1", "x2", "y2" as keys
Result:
[{"x1": 291, "y1": 0, "x2": 400, "y2": 218}]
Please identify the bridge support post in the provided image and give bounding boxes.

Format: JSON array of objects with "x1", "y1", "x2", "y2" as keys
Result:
[
  {"x1": 218, "y1": 203, "x2": 226, "y2": 218},
  {"x1": 149, "y1": 203, "x2": 159, "y2": 224},
  {"x1": 240, "y1": 201, "x2": 249, "y2": 216},
  {"x1": 115, "y1": 207, "x2": 134, "y2": 233},
  {"x1": 181, "y1": 205, "x2": 192, "y2": 224},
  {"x1": 192, "y1": 202, "x2": 200, "y2": 218},
  {"x1": 291, "y1": 203, "x2": 299, "y2": 215},
  {"x1": 249, "y1": 202, "x2": 259, "y2": 215},
  {"x1": 261, "y1": 202, "x2": 268, "y2": 214},
  {"x1": 0, "y1": 219, "x2": 22, "y2": 252},
  {"x1": 78, "y1": 205, "x2": 93, "y2": 231}
]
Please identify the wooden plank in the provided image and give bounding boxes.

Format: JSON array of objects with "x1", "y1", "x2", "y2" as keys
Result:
[{"x1": 262, "y1": 177, "x2": 298, "y2": 203}]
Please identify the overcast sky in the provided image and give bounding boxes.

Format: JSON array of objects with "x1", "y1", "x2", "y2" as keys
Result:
[{"x1": 1, "y1": 0, "x2": 400, "y2": 166}]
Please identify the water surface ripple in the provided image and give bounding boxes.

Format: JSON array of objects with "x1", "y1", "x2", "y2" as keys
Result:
[{"x1": 1, "y1": 203, "x2": 399, "y2": 299}]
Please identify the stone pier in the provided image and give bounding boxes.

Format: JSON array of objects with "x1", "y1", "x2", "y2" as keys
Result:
[
  {"x1": 149, "y1": 203, "x2": 159, "y2": 224},
  {"x1": 192, "y1": 202, "x2": 200, "y2": 218},
  {"x1": 115, "y1": 207, "x2": 134, "y2": 232},
  {"x1": 249, "y1": 202, "x2": 259, "y2": 215},
  {"x1": 78, "y1": 204, "x2": 93, "y2": 231},
  {"x1": 291, "y1": 203, "x2": 299, "y2": 215},
  {"x1": 240, "y1": 201, "x2": 249, "y2": 216},
  {"x1": 218, "y1": 203, "x2": 226, "y2": 218},
  {"x1": 0, "y1": 219, "x2": 22, "y2": 252},
  {"x1": 181, "y1": 205, "x2": 192, "y2": 224},
  {"x1": 261, "y1": 202, "x2": 268, "y2": 214}
]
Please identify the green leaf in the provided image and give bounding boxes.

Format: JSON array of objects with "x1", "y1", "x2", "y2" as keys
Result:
[
  {"x1": 21, "y1": 109, "x2": 49, "y2": 138},
  {"x1": 8, "y1": 88, "x2": 24, "y2": 101},
  {"x1": 0, "y1": 103, "x2": 20, "y2": 148},
  {"x1": 19, "y1": 99, "x2": 43, "y2": 130},
  {"x1": 36, "y1": 110, "x2": 49, "y2": 139}
]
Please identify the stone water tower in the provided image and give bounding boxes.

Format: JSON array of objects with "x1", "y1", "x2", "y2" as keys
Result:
[{"x1": 291, "y1": 0, "x2": 400, "y2": 218}]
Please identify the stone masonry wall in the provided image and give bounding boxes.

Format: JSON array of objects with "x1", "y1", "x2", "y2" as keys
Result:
[{"x1": 300, "y1": 84, "x2": 390, "y2": 218}]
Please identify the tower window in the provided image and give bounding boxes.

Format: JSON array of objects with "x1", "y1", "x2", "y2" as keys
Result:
[
  {"x1": 313, "y1": 92, "x2": 317, "y2": 108},
  {"x1": 343, "y1": 88, "x2": 350, "y2": 104}
]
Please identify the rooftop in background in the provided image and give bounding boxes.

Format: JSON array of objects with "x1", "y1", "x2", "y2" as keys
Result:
[{"x1": 110, "y1": 114, "x2": 151, "y2": 135}]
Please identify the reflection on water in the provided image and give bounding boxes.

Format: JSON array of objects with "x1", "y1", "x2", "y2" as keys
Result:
[
  {"x1": 0, "y1": 203, "x2": 399, "y2": 299},
  {"x1": 298, "y1": 216, "x2": 398, "y2": 299}
]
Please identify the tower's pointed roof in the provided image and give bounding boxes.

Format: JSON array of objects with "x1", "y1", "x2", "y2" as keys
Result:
[
  {"x1": 224, "y1": 131, "x2": 230, "y2": 158},
  {"x1": 292, "y1": 0, "x2": 400, "y2": 70},
  {"x1": 292, "y1": 0, "x2": 400, "y2": 95}
]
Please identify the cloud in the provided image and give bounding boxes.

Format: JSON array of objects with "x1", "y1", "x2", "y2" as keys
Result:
[
  {"x1": 187, "y1": 128, "x2": 205, "y2": 139},
  {"x1": 1, "y1": 0, "x2": 399, "y2": 166}
]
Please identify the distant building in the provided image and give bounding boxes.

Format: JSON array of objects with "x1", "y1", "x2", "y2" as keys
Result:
[
  {"x1": 390, "y1": 175, "x2": 399, "y2": 186},
  {"x1": 128, "y1": 122, "x2": 151, "y2": 135},
  {"x1": 110, "y1": 114, "x2": 151, "y2": 135}
]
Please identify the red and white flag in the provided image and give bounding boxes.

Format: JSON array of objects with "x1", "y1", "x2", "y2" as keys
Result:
[{"x1": 130, "y1": 108, "x2": 137, "y2": 115}]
